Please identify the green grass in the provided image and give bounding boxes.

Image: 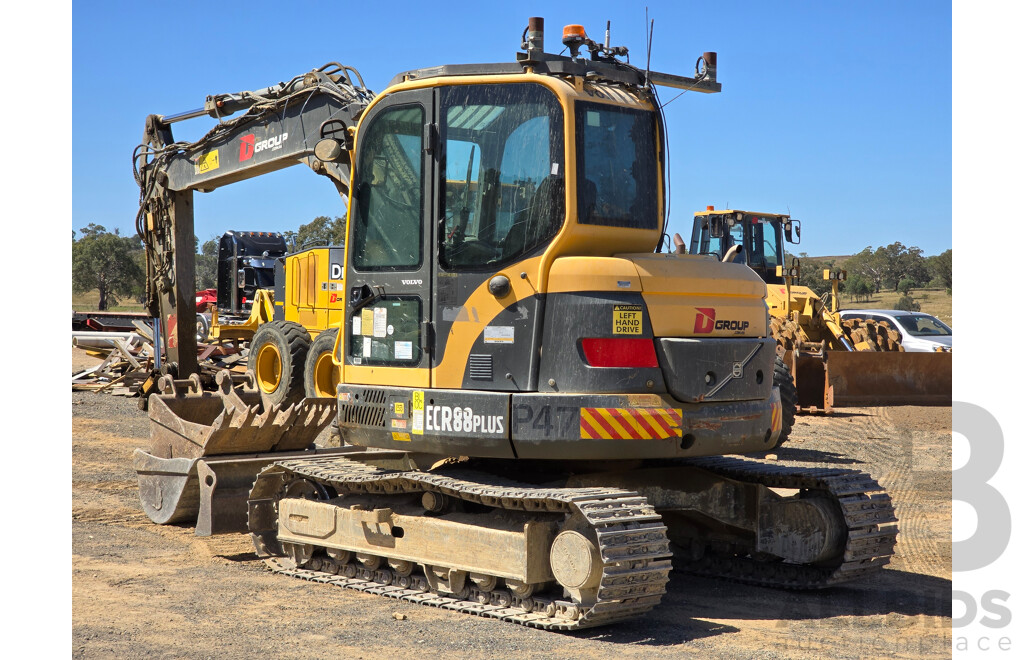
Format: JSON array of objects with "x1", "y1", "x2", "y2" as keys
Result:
[
  {"x1": 72, "y1": 290, "x2": 147, "y2": 313},
  {"x1": 840, "y1": 287, "x2": 952, "y2": 326}
]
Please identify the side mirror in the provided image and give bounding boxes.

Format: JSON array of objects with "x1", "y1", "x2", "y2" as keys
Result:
[{"x1": 784, "y1": 219, "x2": 802, "y2": 244}]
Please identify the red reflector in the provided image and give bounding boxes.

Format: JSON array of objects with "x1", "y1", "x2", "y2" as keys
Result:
[{"x1": 580, "y1": 338, "x2": 659, "y2": 368}]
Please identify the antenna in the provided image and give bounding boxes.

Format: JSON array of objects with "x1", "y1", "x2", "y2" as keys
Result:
[{"x1": 644, "y1": 8, "x2": 653, "y2": 89}]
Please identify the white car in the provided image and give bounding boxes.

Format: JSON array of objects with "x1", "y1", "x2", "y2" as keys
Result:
[{"x1": 838, "y1": 309, "x2": 952, "y2": 352}]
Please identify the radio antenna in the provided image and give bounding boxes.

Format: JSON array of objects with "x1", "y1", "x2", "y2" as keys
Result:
[{"x1": 644, "y1": 8, "x2": 653, "y2": 89}]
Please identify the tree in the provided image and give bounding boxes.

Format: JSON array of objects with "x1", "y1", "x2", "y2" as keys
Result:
[
  {"x1": 844, "y1": 247, "x2": 885, "y2": 293},
  {"x1": 846, "y1": 274, "x2": 872, "y2": 303},
  {"x1": 295, "y1": 215, "x2": 346, "y2": 249},
  {"x1": 897, "y1": 277, "x2": 916, "y2": 296},
  {"x1": 72, "y1": 225, "x2": 145, "y2": 310},
  {"x1": 196, "y1": 236, "x2": 219, "y2": 290},
  {"x1": 893, "y1": 294, "x2": 921, "y2": 312},
  {"x1": 926, "y1": 249, "x2": 952, "y2": 289}
]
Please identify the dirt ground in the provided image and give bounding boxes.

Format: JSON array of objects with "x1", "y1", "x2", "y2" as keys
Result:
[{"x1": 71, "y1": 347, "x2": 951, "y2": 659}]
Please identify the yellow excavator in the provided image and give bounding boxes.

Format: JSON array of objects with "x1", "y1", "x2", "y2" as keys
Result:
[
  {"x1": 685, "y1": 208, "x2": 952, "y2": 412},
  {"x1": 132, "y1": 18, "x2": 897, "y2": 631}
]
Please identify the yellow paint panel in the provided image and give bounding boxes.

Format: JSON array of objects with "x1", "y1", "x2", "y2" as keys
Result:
[
  {"x1": 345, "y1": 364, "x2": 429, "y2": 389},
  {"x1": 547, "y1": 256, "x2": 642, "y2": 293}
]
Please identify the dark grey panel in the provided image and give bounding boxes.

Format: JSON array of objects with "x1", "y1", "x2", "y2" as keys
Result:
[
  {"x1": 337, "y1": 385, "x2": 514, "y2": 458},
  {"x1": 657, "y1": 337, "x2": 774, "y2": 403},
  {"x1": 537, "y1": 292, "x2": 666, "y2": 394},
  {"x1": 456, "y1": 295, "x2": 544, "y2": 392},
  {"x1": 510, "y1": 392, "x2": 780, "y2": 460}
]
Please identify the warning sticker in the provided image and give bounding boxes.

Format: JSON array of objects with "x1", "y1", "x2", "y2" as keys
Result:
[
  {"x1": 197, "y1": 150, "x2": 220, "y2": 174},
  {"x1": 360, "y1": 309, "x2": 373, "y2": 336},
  {"x1": 411, "y1": 391, "x2": 425, "y2": 435},
  {"x1": 391, "y1": 432, "x2": 411, "y2": 442},
  {"x1": 373, "y1": 307, "x2": 388, "y2": 338},
  {"x1": 612, "y1": 304, "x2": 643, "y2": 335},
  {"x1": 394, "y1": 402, "x2": 405, "y2": 416}
]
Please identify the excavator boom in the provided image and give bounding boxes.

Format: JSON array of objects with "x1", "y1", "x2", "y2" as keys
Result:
[{"x1": 135, "y1": 63, "x2": 373, "y2": 373}]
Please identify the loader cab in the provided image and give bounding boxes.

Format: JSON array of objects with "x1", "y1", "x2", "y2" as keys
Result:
[
  {"x1": 689, "y1": 210, "x2": 799, "y2": 285},
  {"x1": 341, "y1": 74, "x2": 665, "y2": 392}
]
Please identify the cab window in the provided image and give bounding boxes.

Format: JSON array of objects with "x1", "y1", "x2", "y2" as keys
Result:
[
  {"x1": 575, "y1": 102, "x2": 658, "y2": 229},
  {"x1": 350, "y1": 105, "x2": 424, "y2": 271},
  {"x1": 439, "y1": 84, "x2": 564, "y2": 270}
]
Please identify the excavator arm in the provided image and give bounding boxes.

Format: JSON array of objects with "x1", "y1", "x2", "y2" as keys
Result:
[{"x1": 134, "y1": 63, "x2": 373, "y2": 376}]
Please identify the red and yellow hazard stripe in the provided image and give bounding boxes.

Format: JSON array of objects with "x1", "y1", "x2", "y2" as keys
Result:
[
  {"x1": 770, "y1": 400, "x2": 782, "y2": 433},
  {"x1": 580, "y1": 407, "x2": 682, "y2": 440}
]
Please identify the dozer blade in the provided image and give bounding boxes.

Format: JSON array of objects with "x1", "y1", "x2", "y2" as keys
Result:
[
  {"x1": 135, "y1": 371, "x2": 339, "y2": 533},
  {"x1": 824, "y1": 350, "x2": 952, "y2": 408}
]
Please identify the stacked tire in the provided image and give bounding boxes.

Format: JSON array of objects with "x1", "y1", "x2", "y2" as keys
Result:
[
  {"x1": 769, "y1": 316, "x2": 803, "y2": 352},
  {"x1": 840, "y1": 318, "x2": 904, "y2": 352}
]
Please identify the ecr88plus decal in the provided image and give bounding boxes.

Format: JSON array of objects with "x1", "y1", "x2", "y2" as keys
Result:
[{"x1": 425, "y1": 405, "x2": 505, "y2": 435}]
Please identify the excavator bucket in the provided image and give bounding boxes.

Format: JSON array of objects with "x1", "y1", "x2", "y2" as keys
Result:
[
  {"x1": 134, "y1": 371, "x2": 340, "y2": 535},
  {"x1": 824, "y1": 350, "x2": 952, "y2": 408}
]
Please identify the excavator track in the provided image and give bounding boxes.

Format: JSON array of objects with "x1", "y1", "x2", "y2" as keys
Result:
[
  {"x1": 248, "y1": 456, "x2": 673, "y2": 630},
  {"x1": 675, "y1": 456, "x2": 898, "y2": 588}
]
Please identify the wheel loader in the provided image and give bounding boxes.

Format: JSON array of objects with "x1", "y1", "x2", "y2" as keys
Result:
[
  {"x1": 685, "y1": 208, "x2": 952, "y2": 412},
  {"x1": 131, "y1": 17, "x2": 897, "y2": 631},
  {"x1": 201, "y1": 229, "x2": 348, "y2": 403}
]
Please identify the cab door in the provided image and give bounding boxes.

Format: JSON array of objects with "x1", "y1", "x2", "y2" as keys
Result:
[{"x1": 343, "y1": 89, "x2": 436, "y2": 387}]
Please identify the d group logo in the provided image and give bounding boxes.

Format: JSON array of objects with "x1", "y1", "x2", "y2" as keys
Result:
[
  {"x1": 239, "y1": 132, "x2": 290, "y2": 162},
  {"x1": 694, "y1": 307, "x2": 716, "y2": 334}
]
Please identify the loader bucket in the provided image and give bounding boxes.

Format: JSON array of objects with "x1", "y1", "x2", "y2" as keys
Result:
[
  {"x1": 135, "y1": 370, "x2": 339, "y2": 533},
  {"x1": 824, "y1": 350, "x2": 952, "y2": 408},
  {"x1": 785, "y1": 351, "x2": 829, "y2": 412}
]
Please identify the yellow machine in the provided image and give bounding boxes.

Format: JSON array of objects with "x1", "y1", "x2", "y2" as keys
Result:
[
  {"x1": 133, "y1": 18, "x2": 897, "y2": 631},
  {"x1": 687, "y1": 208, "x2": 951, "y2": 411},
  {"x1": 201, "y1": 241, "x2": 346, "y2": 404}
]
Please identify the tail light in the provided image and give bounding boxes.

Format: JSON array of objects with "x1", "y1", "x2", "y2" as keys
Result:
[{"x1": 580, "y1": 338, "x2": 659, "y2": 368}]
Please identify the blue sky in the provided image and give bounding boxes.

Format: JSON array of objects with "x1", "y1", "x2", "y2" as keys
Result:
[{"x1": 72, "y1": 1, "x2": 950, "y2": 257}]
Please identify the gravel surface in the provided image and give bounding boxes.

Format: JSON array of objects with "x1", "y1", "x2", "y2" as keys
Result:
[{"x1": 71, "y1": 348, "x2": 951, "y2": 658}]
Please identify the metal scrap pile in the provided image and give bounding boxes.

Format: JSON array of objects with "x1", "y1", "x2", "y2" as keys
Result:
[{"x1": 71, "y1": 318, "x2": 246, "y2": 399}]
